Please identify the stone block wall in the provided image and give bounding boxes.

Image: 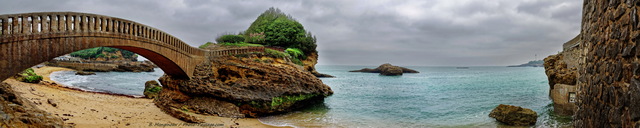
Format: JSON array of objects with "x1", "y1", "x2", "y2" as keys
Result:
[{"x1": 575, "y1": 0, "x2": 640, "y2": 127}]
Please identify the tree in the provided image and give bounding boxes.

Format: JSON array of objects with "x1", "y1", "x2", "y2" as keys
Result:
[{"x1": 244, "y1": 7, "x2": 317, "y2": 54}]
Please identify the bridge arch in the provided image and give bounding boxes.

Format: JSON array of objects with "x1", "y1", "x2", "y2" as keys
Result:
[{"x1": 0, "y1": 12, "x2": 206, "y2": 80}]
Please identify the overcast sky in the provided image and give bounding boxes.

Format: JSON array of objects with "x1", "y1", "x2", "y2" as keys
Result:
[{"x1": 0, "y1": 0, "x2": 583, "y2": 66}]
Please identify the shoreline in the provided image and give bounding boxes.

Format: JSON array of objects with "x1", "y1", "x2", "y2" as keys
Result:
[{"x1": 5, "y1": 66, "x2": 284, "y2": 128}]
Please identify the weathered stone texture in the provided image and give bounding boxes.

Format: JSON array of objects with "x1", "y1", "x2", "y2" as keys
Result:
[
  {"x1": 0, "y1": 12, "x2": 207, "y2": 81},
  {"x1": 575, "y1": 0, "x2": 640, "y2": 127}
]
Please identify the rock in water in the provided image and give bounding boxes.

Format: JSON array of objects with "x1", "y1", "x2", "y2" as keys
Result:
[
  {"x1": 143, "y1": 81, "x2": 162, "y2": 99},
  {"x1": 489, "y1": 104, "x2": 538, "y2": 126},
  {"x1": 75, "y1": 71, "x2": 96, "y2": 75},
  {"x1": 380, "y1": 66, "x2": 403, "y2": 76},
  {"x1": 350, "y1": 63, "x2": 419, "y2": 76},
  {"x1": 155, "y1": 54, "x2": 333, "y2": 118}
]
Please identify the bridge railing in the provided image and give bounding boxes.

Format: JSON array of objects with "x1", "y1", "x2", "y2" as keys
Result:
[
  {"x1": 0, "y1": 12, "x2": 203, "y2": 56},
  {"x1": 210, "y1": 46, "x2": 266, "y2": 56}
]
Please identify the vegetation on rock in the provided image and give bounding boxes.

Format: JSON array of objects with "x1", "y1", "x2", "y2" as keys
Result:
[
  {"x1": 243, "y1": 7, "x2": 317, "y2": 55},
  {"x1": 70, "y1": 47, "x2": 136, "y2": 60},
  {"x1": 15, "y1": 68, "x2": 43, "y2": 83},
  {"x1": 144, "y1": 80, "x2": 162, "y2": 99},
  {"x1": 198, "y1": 42, "x2": 214, "y2": 49},
  {"x1": 216, "y1": 34, "x2": 245, "y2": 43},
  {"x1": 270, "y1": 94, "x2": 319, "y2": 109}
]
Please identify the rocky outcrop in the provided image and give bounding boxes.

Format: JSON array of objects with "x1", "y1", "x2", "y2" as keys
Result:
[
  {"x1": 489, "y1": 104, "x2": 538, "y2": 126},
  {"x1": 154, "y1": 53, "x2": 333, "y2": 120},
  {"x1": 302, "y1": 53, "x2": 334, "y2": 78},
  {"x1": 144, "y1": 81, "x2": 162, "y2": 99},
  {"x1": 0, "y1": 82, "x2": 68, "y2": 128},
  {"x1": 47, "y1": 60, "x2": 155, "y2": 72},
  {"x1": 544, "y1": 54, "x2": 577, "y2": 89},
  {"x1": 543, "y1": 34, "x2": 581, "y2": 116},
  {"x1": 350, "y1": 63, "x2": 419, "y2": 76},
  {"x1": 75, "y1": 71, "x2": 96, "y2": 75}
]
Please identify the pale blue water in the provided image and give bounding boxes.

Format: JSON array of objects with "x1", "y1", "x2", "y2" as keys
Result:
[
  {"x1": 49, "y1": 66, "x2": 571, "y2": 127},
  {"x1": 259, "y1": 66, "x2": 572, "y2": 128},
  {"x1": 49, "y1": 68, "x2": 164, "y2": 96}
]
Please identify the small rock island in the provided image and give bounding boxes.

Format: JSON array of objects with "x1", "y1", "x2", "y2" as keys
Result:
[{"x1": 349, "y1": 63, "x2": 419, "y2": 76}]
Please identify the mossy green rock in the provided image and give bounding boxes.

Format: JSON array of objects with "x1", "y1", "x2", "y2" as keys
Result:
[{"x1": 143, "y1": 80, "x2": 162, "y2": 99}]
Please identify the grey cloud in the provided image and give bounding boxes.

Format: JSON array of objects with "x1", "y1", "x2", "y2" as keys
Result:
[{"x1": 0, "y1": 0, "x2": 583, "y2": 66}]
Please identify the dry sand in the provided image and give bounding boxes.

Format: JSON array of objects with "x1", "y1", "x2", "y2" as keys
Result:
[{"x1": 4, "y1": 66, "x2": 284, "y2": 128}]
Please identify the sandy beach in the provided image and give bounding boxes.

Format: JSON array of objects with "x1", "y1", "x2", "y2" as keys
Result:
[{"x1": 4, "y1": 66, "x2": 281, "y2": 128}]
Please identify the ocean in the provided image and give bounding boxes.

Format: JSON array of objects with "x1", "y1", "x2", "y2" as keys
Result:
[{"x1": 50, "y1": 66, "x2": 572, "y2": 127}]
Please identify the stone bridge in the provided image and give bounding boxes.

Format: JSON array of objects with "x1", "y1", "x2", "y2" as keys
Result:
[{"x1": 0, "y1": 12, "x2": 253, "y2": 81}]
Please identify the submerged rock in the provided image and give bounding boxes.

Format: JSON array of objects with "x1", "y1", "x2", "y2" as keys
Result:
[
  {"x1": 489, "y1": 104, "x2": 538, "y2": 126},
  {"x1": 144, "y1": 81, "x2": 162, "y2": 99},
  {"x1": 75, "y1": 71, "x2": 96, "y2": 75},
  {"x1": 155, "y1": 54, "x2": 333, "y2": 119},
  {"x1": 350, "y1": 63, "x2": 419, "y2": 76}
]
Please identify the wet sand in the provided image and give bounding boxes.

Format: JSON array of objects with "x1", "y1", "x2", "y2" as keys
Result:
[{"x1": 4, "y1": 66, "x2": 283, "y2": 128}]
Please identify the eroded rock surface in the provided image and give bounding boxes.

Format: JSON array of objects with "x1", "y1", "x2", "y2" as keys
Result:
[
  {"x1": 144, "y1": 81, "x2": 162, "y2": 99},
  {"x1": 489, "y1": 104, "x2": 538, "y2": 126},
  {"x1": 0, "y1": 82, "x2": 68, "y2": 128},
  {"x1": 155, "y1": 54, "x2": 333, "y2": 119}
]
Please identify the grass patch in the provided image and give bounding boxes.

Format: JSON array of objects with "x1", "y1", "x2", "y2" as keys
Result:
[
  {"x1": 147, "y1": 86, "x2": 162, "y2": 93},
  {"x1": 265, "y1": 48, "x2": 288, "y2": 58},
  {"x1": 17, "y1": 68, "x2": 42, "y2": 83},
  {"x1": 199, "y1": 42, "x2": 214, "y2": 49},
  {"x1": 271, "y1": 94, "x2": 319, "y2": 108},
  {"x1": 220, "y1": 42, "x2": 263, "y2": 47}
]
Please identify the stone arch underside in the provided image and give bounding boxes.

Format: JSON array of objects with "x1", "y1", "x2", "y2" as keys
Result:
[{"x1": 0, "y1": 35, "x2": 203, "y2": 81}]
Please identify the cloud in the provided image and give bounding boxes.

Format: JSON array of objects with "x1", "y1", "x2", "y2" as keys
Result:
[{"x1": 0, "y1": 0, "x2": 583, "y2": 66}]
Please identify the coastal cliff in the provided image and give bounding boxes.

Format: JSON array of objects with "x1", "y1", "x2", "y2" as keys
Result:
[
  {"x1": 0, "y1": 82, "x2": 67, "y2": 128},
  {"x1": 543, "y1": 34, "x2": 581, "y2": 116},
  {"x1": 154, "y1": 52, "x2": 333, "y2": 121},
  {"x1": 302, "y1": 53, "x2": 334, "y2": 77}
]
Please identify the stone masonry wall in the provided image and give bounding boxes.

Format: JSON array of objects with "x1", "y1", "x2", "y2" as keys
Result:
[{"x1": 575, "y1": 0, "x2": 640, "y2": 127}]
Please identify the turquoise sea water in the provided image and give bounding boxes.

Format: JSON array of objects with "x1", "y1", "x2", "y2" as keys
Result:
[
  {"x1": 259, "y1": 66, "x2": 572, "y2": 127},
  {"x1": 49, "y1": 66, "x2": 572, "y2": 127}
]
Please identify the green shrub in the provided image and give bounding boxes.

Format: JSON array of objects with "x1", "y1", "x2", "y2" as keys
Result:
[
  {"x1": 244, "y1": 7, "x2": 317, "y2": 54},
  {"x1": 24, "y1": 75, "x2": 43, "y2": 83},
  {"x1": 18, "y1": 68, "x2": 42, "y2": 83},
  {"x1": 96, "y1": 54, "x2": 106, "y2": 58},
  {"x1": 291, "y1": 58, "x2": 303, "y2": 66},
  {"x1": 70, "y1": 47, "x2": 136, "y2": 59},
  {"x1": 220, "y1": 42, "x2": 263, "y2": 47},
  {"x1": 265, "y1": 49, "x2": 288, "y2": 58},
  {"x1": 216, "y1": 34, "x2": 245, "y2": 43},
  {"x1": 148, "y1": 86, "x2": 162, "y2": 93},
  {"x1": 285, "y1": 48, "x2": 305, "y2": 59}
]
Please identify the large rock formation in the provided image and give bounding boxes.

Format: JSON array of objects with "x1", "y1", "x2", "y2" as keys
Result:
[
  {"x1": 573, "y1": 1, "x2": 640, "y2": 127},
  {"x1": 0, "y1": 82, "x2": 67, "y2": 128},
  {"x1": 154, "y1": 53, "x2": 333, "y2": 120},
  {"x1": 543, "y1": 34, "x2": 581, "y2": 116},
  {"x1": 47, "y1": 60, "x2": 155, "y2": 72},
  {"x1": 302, "y1": 53, "x2": 334, "y2": 78},
  {"x1": 489, "y1": 104, "x2": 538, "y2": 126},
  {"x1": 350, "y1": 63, "x2": 419, "y2": 76}
]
